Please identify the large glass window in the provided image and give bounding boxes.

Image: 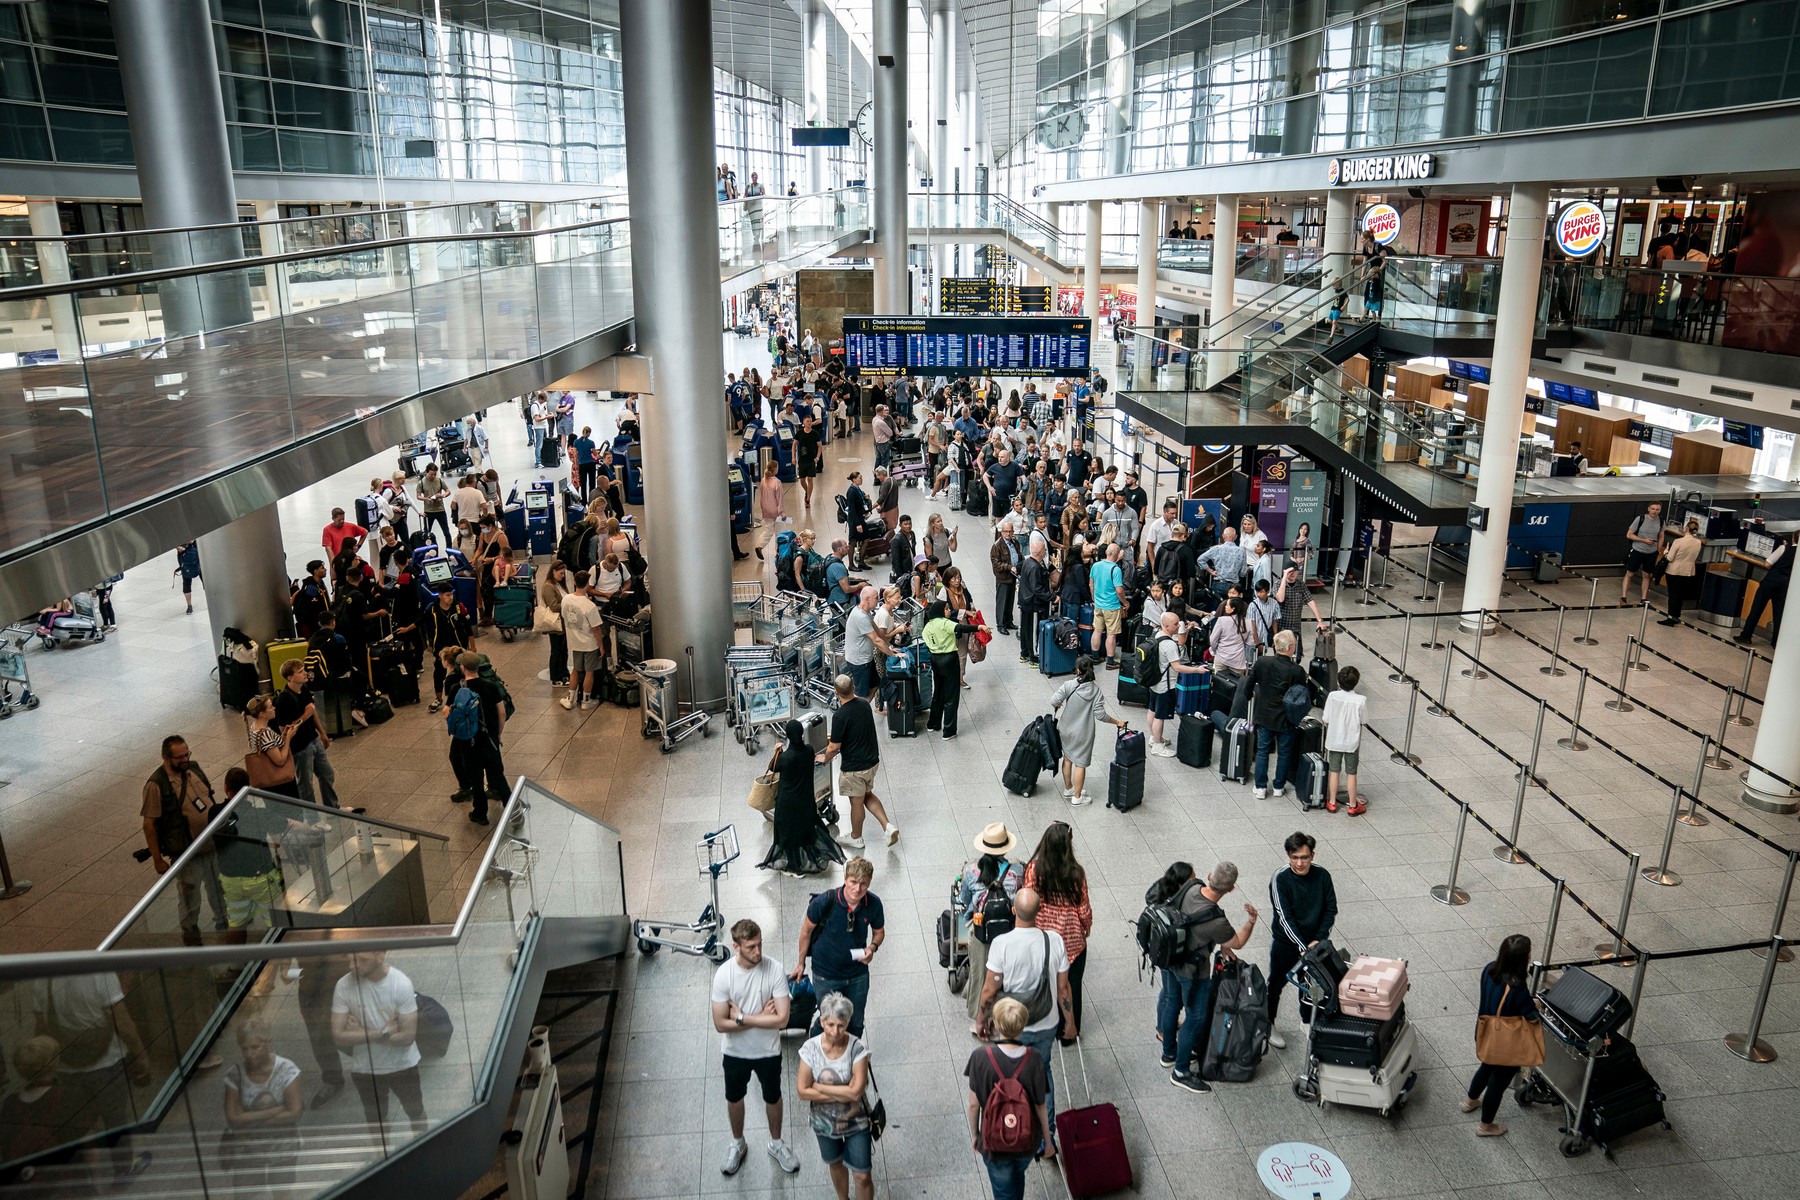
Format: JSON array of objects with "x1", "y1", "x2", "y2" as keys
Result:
[
  {"x1": 1650, "y1": 0, "x2": 1800, "y2": 114},
  {"x1": 1509, "y1": 0, "x2": 1662, "y2": 49},
  {"x1": 1501, "y1": 24, "x2": 1654, "y2": 129}
]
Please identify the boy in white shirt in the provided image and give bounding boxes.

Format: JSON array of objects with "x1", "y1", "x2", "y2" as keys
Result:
[
  {"x1": 710, "y1": 918, "x2": 800, "y2": 1177},
  {"x1": 1322, "y1": 665, "x2": 1367, "y2": 814}
]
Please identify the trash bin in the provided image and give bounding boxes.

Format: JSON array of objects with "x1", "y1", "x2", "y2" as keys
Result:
[
  {"x1": 1534, "y1": 551, "x2": 1564, "y2": 584},
  {"x1": 638, "y1": 658, "x2": 678, "y2": 732}
]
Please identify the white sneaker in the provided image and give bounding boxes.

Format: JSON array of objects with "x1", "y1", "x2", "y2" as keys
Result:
[
  {"x1": 1149, "y1": 742, "x2": 1177, "y2": 758},
  {"x1": 1070, "y1": 793, "x2": 1093, "y2": 806},
  {"x1": 560, "y1": 696, "x2": 574, "y2": 710},
  {"x1": 581, "y1": 699, "x2": 599, "y2": 710},
  {"x1": 768, "y1": 1139, "x2": 800, "y2": 1174},
  {"x1": 1268, "y1": 1029, "x2": 1288, "y2": 1050},
  {"x1": 885, "y1": 824, "x2": 901, "y2": 846},
  {"x1": 1253, "y1": 787, "x2": 1268, "y2": 799},
  {"x1": 836, "y1": 833, "x2": 866, "y2": 850},
  {"x1": 721, "y1": 1140, "x2": 747, "y2": 1175}
]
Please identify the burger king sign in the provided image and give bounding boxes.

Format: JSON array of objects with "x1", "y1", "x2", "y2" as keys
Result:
[
  {"x1": 1554, "y1": 201, "x2": 1607, "y2": 258},
  {"x1": 1362, "y1": 204, "x2": 1401, "y2": 247}
]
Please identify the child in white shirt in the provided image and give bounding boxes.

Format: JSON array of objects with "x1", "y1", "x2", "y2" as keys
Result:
[{"x1": 1322, "y1": 665, "x2": 1367, "y2": 814}]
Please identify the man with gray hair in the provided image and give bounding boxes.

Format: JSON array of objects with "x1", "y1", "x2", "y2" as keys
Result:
[
  {"x1": 841, "y1": 586, "x2": 889, "y2": 704},
  {"x1": 1158, "y1": 862, "x2": 1259, "y2": 1093},
  {"x1": 1243, "y1": 628, "x2": 1309, "y2": 799},
  {"x1": 818, "y1": 673, "x2": 897, "y2": 850}
]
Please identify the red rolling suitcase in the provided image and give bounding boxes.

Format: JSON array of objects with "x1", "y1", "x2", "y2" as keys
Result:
[{"x1": 1054, "y1": 1041, "x2": 1132, "y2": 1198}]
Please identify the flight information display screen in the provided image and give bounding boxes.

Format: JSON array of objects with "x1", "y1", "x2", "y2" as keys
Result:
[{"x1": 843, "y1": 316, "x2": 1093, "y2": 377}]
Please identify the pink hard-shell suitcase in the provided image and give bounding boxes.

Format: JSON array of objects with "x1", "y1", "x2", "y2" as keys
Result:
[{"x1": 1337, "y1": 955, "x2": 1409, "y2": 1021}]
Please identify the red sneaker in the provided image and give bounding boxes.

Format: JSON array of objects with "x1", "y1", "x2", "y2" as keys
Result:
[
  {"x1": 1347, "y1": 803, "x2": 1366, "y2": 816},
  {"x1": 1325, "y1": 799, "x2": 1338, "y2": 813}
]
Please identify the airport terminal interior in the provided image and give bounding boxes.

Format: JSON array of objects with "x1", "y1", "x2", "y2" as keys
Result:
[{"x1": 3, "y1": 1, "x2": 1800, "y2": 1198}]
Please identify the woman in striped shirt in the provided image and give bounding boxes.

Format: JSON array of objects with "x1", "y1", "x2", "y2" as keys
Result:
[{"x1": 1022, "y1": 822, "x2": 1094, "y2": 1047}]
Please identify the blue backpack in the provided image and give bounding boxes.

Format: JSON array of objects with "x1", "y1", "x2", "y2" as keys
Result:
[
  {"x1": 1283, "y1": 681, "x2": 1313, "y2": 727},
  {"x1": 446, "y1": 686, "x2": 481, "y2": 741}
]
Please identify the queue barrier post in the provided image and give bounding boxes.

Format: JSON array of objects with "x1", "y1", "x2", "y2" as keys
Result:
[
  {"x1": 1431, "y1": 801, "x2": 1472, "y2": 906},
  {"x1": 1573, "y1": 577, "x2": 1600, "y2": 647},
  {"x1": 1728, "y1": 646, "x2": 1756, "y2": 728},
  {"x1": 1413, "y1": 543, "x2": 1435, "y2": 603},
  {"x1": 1705, "y1": 697, "x2": 1733, "y2": 769},
  {"x1": 1724, "y1": 935, "x2": 1785, "y2": 1064},
  {"x1": 1422, "y1": 582, "x2": 1447, "y2": 650},
  {"x1": 1524, "y1": 696, "x2": 1547, "y2": 789},
  {"x1": 1604, "y1": 638, "x2": 1636, "y2": 713},
  {"x1": 1595, "y1": 851, "x2": 1641, "y2": 965},
  {"x1": 1459, "y1": 608, "x2": 1490, "y2": 680},
  {"x1": 1557, "y1": 668, "x2": 1590, "y2": 751},
  {"x1": 1540, "y1": 606, "x2": 1568, "y2": 677},
  {"x1": 1631, "y1": 602, "x2": 1651, "y2": 671},
  {"x1": 1640, "y1": 784, "x2": 1685, "y2": 888},
  {"x1": 1392, "y1": 681, "x2": 1423, "y2": 766},
  {"x1": 1752, "y1": 851, "x2": 1797, "y2": 964},
  {"x1": 1388, "y1": 612, "x2": 1414, "y2": 683},
  {"x1": 1428, "y1": 637, "x2": 1455, "y2": 718},
  {"x1": 1623, "y1": 954, "x2": 1651, "y2": 1040},
  {"x1": 1532, "y1": 878, "x2": 1566, "y2": 993},
  {"x1": 1494, "y1": 755, "x2": 1529, "y2": 866}
]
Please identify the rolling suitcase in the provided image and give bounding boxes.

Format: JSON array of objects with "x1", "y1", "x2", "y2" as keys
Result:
[
  {"x1": 1176, "y1": 714, "x2": 1214, "y2": 768},
  {"x1": 1054, "y1": 1042, "x2": 1133, "y2": 1198},
  {"x1": 1106, "y1": 760, "x2": 1145, "y2": 812},
  {"x1": 1219, "y1": 718, "x2": 1253, "y2": 783},
  {"x1": 1209, "y1": 669, "x2": 1240, "y2": 717},
  {"x1": 887, "y1": 674, "x2": 919, "y2": 737},
  {"x1": 1580, "y1": 1038, "x2": 1666, "y2": 1145},
  {"x1": 1002, "y1": 727, "x2": 1042, "y2": 795},
  {"x1": 1116, "y1": 676, "x2": 1149, "y2": 707},
  {"x1": 1198, "y1": 957, "x2": 1270, "y2": 1083},
  {"x1": 1313, "y1": 1021, "x2": 1418, "y2": 1115},
  {"x1": 1308, "y1": 653, "x2": 1337, "y2": 699},
  {"x1": 1293, "y1": 751, "x2": 1327, "y2": 810},
  {"x1": 217, "y1": 656, "x2": 258, "y2": 710},
  {"x1": 1037, "y1": 619, "x2": 1077, "y2": 676},
  {"x1": 1298, "y1": 716, "x2": 1325, "y2": 756},
  {"x1": 267, "y1": 638, "x2": 309, "y2": 685},
  {"x1": 1540, "y1": 965, "x2": 1632, "y2": 1041},
  {"x1": 1309, "y1": 1005, "x2": 1407, "y2": 1070},
  {"x1": 1338, "y1": 956, "x2": 1410, "y2": 1021},
  {"x1": 1174, "y1": 671, "x2": 1206, "y2": 716}
]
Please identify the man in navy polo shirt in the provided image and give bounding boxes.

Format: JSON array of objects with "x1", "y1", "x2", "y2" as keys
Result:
[{"x1": 790, "y1": 857, "x2": 884, "y2": 1037}]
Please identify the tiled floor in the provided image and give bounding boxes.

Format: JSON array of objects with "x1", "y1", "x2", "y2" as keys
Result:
[{"x1": 3, "y1": 333, "x2": 1798, "y2": 1198}]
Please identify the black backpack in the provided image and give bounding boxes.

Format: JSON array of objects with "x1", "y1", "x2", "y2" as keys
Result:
[
  {"x1": 1135, "y1": 879, "x2": 1214, "y2": 978},
  {"x1": 1128, "y1": 635, "x2": 1172, "y2": 688},
  {"x1": 555, "y1": 525, "x2": 585, "y2": 571},
  {"x1": 971, "y1": 865, "x2": 1019, "y2": 945},
  {"x1": 804, "y1": 555, "x2": 836, "y2": 599}
]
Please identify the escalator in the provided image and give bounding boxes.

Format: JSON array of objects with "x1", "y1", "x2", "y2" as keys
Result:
[{"x1": 0, "y1": 780, "x2": 631, "y2": 1200}]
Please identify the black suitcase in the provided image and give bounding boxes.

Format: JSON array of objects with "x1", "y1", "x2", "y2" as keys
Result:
[
  {"x1": 368, "y1": 643, "x2": 420, "y2": 706},
  {"x1": 1541, "y1": 966, "x2": 1632, "y2": 1041},
  {"x1": 964, "y1": 477, "x2": 990, "y2": 517},
  {"x1": 1308, "y1": 654, "x2": 1337, "y2": 699},
  {"x1": 1294, "y1": 751, "x2": 1327, "y2": 810},
  {"x1": 537, "y1": 435, "x2": 562, "y2": 469},
  {"x1": 1117, "y1": 676, "x2": 1149, "y2": 708},
  {"x1": 1176, "y1": 714, "x2": 1214, "y2": 768},
  {"x1": 1106, "y1": 760, "x2": 1145, "y2": 812},
  {"x1": 1002, "y1": 732, "x2": 1041, "y2": 796},
  {"x1": 218, "y1": 656, "x2": 258, "y2": 710},
  {"x1": 1583, "y1": 1075, "x2": 1666, "y2": 1144},
  {"x1": 1309, "y1": 1005, "x2": 1406, "y2": 1070},
  {"x1": 1209, "y1": 669, "x2": 1240, "y2": 716},
  {"x1": 1298, "y1": 716, "x2": 1325, "y2": 756},
  {"x1": 1220, "y1": 718, "x2": 1253, "y2": 783},
  {"x1": 888, "y1": 675, "x2": 919, "y2": 737}
]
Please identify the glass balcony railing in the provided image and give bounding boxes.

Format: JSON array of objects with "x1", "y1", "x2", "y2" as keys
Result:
[
  {"x1": 0, "y1": 189, "x2": 866, "y2": 565},
  {"x1": 1553, "y1": 262, "x2": 1800, "y2": 357},
  {"x1": 0, "y1": 779, "x2": 624, "y2": 1199}
]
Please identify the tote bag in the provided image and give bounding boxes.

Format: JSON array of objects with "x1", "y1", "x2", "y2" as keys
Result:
[{"x1": 1474, "y1": 985, "x2": 1545, "y2": 1068}]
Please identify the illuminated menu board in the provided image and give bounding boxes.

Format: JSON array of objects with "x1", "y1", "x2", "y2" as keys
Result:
[{"x1": 843, "y1": 316, "x2": 1093, "y2": 377}]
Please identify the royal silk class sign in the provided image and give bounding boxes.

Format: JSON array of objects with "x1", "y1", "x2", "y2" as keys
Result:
[
  {"x1": 1554, "y1": 201, "x2": 1607, "y2": 258},
  {"x1": 1362, "y1": 204, "x2": 1402, "y2": 247},
  {"x1": 1327, "y1": 152, "x2": 1435, "y2": 187}
]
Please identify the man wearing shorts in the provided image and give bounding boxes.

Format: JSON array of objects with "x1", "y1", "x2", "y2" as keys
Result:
[
  {"x1": 841, "y1": 587, "x2": 890, "y2": 704},
  {"x1": 1620, "y1": 502, "x2": 1663, "y2": 606},
  {"x1": 711, "y1": 919, "x2": 800, "y2": 1177},
  {"x1": 819, "y1": 675, "x2": 897, "y2": 850},
  {"x1": 1090, "y1": 544, "x2": 1127, "y2": 668},
  {"x1": 560, "y1": 570, "x2": 604, "y2": 710}
]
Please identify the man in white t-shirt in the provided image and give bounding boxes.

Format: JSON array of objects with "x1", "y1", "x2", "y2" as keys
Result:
[
  {"x1": 33, "y1": 970, "x2": 152, "y2": 1174},
  {"x1": 710, "y1": 918, "x2": 800, "y2": 1177},
  {"x1": 452, "y1": 478, "x2": 487, "y2": 526},
  {"x1": 976, "y1": 889, "x2": 1075, "y2": 1137},
  {"x1": 560, "y1": 569, "x2": 604, "y2": 711},
  {"x1": 331, "y1": 951, "x2": 425, "y2": 1132}
]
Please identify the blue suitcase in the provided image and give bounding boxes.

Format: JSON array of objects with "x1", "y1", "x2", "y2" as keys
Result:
[
  {"x1": 1174, "y1": 672, "x2": 1207, "y2": 715},
  {"x1": 1078, "y1": 603, "x2": 1100, "y2": 655},
  {"x1": 1038, "y1": 619, "x2": 1077, "y2": 677}
]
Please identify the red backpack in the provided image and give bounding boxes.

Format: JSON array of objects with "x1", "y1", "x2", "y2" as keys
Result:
[{"x1": 979, "y1": 1046, "x2": 1037, "y2": 1155}]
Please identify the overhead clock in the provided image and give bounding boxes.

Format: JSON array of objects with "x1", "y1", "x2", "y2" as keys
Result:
[
  {"x1": 1039, "y1": 102, "x2": 1087, "y2": 150},
  {"x1": 855, "y1": 101, "x2": 875, "y2": 147}
]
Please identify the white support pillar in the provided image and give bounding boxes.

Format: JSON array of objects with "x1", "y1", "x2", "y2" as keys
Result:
[
  {"x1": 1134, "y1": 199, "x2": 1159, "y2": 390},
  {"x1": 1462, "y1": 183, "x2": 1550, "y2": 630},
  {"x1": 1743, "y1": 583, "x2": 1800, "y2": 813},
  {"x1": 26, "y1": 201, "x2": 82, "y2": 362},
  {"x1": 1209, "y1": 194, "x2": 1239, "y2": 348},
  {"x1": 928, "y1": 0, "x2": 954, "y2": 304},
  {"x1": 1084, "y1": 199, "x2": 1103, "y2": 321},
  {"x1": 1323, "y1": 190, "x2": 1357, "y2": 283},
  {"x1": 871, "y1": 0, "x2": 909, "y2": 314},
  {"x1": 802, "y1": 0, "x2": 830, "y2": 195},
  {"x1": 250, "y1": 200, "x2": 292, "y2": 318},
  {"x1": 958, "y1": 84, "x2": 977, "y2": 196}
]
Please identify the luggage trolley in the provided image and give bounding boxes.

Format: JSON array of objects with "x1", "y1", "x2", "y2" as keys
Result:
[
  {"x1": 1288, "y1": 942, "x2": 1419, "y2": 1119},
  {"x1": 638, "y1": 648, "x2": 712, "y2": 754},
  {"x1": 727, "y1": 650, "x2": 797, "y2": 756},
  {"x1": 1515, "y1": 996, "x2": 1671, "y2": 1158},
  {"x1": 0, "y1": 630, "x2": 40, "y2": 718},
  {"x1": 732, "y1": 579, "x2": 765, "y2": 630},
  {"x1": 633, "y1": 824, "x2": 739, "y2": 964},
  {"x1": 889, "y1": 435, "x2": 927, "y2": 487}
]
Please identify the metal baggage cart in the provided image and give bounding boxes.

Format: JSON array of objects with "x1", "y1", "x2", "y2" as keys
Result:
[
  {"x1": 638, "y1": 650, "x2": 711, "y2": 754},
  {"x1": 0, "y1": 630, "x2": 39, "y2": 717},
  {"x1": 633, "y1": 825, "x2": 739, "y2": 963},
  {"x1": 1515, "y1": 996, "x2": 1670, "y2": 1158},
  {"x1": 732, "y1": 579, "x2": 765, "y2": 629},
  {"x1": 732, "y1": 667, "x2": 797, "y2": 755}
]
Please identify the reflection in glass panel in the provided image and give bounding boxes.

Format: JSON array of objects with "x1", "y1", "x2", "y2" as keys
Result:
[
  {"x1": 47, "y1": 108, "x2": 132, "y2": 164},
  {"x1": 1510, "y1": 0, "x2": 1660, "y2": 48},
  {"x1": 1394, "y1": 66, "x2": 1448, "y2": 144},
  {"x1": 1649, "y1": 0, "x2": 1800, "y2": 116},
  {"x1": 1501, "y1": 25, "x2": 1653, "y2": 129},
  {"x1": 34, "y1": 48, "x2": 126, "y2": 111},
  {"x1": 1402, "y1": 0, "x2": 1456, "y2": 71}
]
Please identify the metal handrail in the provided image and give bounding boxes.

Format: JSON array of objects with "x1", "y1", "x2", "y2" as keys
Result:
[
  {"x1": 0, "y1": 779, "x2": 531, "y2": 983},
  {"x1": 0, "y1": 187, "x2": 863, "y2": 303},
  {"x1": 1203, "y1": 257, "x2": 1371, "y2": 348}
]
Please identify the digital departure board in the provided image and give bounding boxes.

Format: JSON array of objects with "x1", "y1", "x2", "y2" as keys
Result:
[
  {"x1": 937, "y1": 279, "x2": 1055, "y2": 315},
  {"x1": 843, "y1": 316, "x2": 1093, "y2": 378}
]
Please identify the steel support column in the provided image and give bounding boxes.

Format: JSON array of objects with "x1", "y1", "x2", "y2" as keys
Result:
[
  {"x1": 1085, "y1": 200, "x2": 1105, "y2": 323},
  {"x1": 802, "y1": 0, "x2": 831, "y2": 195},
  {"x1": 871, "y1": 0, "x2": 910, "y2": 314}
]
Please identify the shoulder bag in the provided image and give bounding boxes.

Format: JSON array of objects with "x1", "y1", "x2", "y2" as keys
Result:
[
  {"x1": 1474, "y1": 984, "x2": 1545, "y2": 1067},
  {"x1": 245, "y1": 731, "x2": 297, "y2": 790}
]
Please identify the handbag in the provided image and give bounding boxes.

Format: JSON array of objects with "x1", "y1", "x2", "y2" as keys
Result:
[
  {"x1": 532, "y1": 603, "x2": 562, "y2": 634},
  {"x1": 245, "y1": 738, "x2": 297, "y2": 789},
  {"x1": 747, "y1": 772, "x2": 779, "y2": 815},
  {"x1": 861, "y1": 1049, "x2": 887, "y2": 1141},
  {"x1": 1474, "y1": 985, "x2": 1545, "y2": 1067}
]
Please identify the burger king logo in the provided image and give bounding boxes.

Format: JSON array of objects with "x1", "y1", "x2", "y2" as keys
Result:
[
  {"x1": 1326, "y1": 158, "x2": 1341, "y2": 186},
  {"x1": 1362, "y1": 204, "x2": 1401, "y2": 246},
  {"x1": 1554, "y1": 201, "x2": 1607, "y2": 258}
]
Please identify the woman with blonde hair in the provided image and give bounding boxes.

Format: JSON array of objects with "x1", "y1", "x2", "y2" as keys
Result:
[{"x1": 244, "y1": 695, "x2": 301, "y2": 798}]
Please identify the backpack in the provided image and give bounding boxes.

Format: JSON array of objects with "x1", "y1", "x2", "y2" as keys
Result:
[
  {"x1": 1128, "y1": 636, "x2": 1172, "y2": 688},
  {"x1": 414, "y1": 993, "x2": 455, "y2": 1058},
  {"x1": 445, "y1": 685, "x2": 481, "y2": 740},
  {"x1": 1199, "y1": 959, "x2": 1271, "y2": 1083},
  {"x1": 1001, "y1": 930, "x2": 1056, "y2": 1024},
  {"x1": 804, "y1": 554, "x2": 835, "y2": 599},
  {"x1": 979, "y1": 1046, "x2": 1037, "y2": 1156},
  {"x1": 971, "y1": 865, "x2": 1019, "y2": 945},
  {"x1": 835, "y1": 494, "x2": 850, "y2": 525},
  {"x1": 1283, "y1": 680, "x2": 1313, "y2": 726},
  {"x1": 478, "y1": 662, "x2": 516, "y2": 718},
  {"x1": 555, "y1": 526, "x2": 585, "y2": 571},
  {"x1": 1135, "y1": 880, "x2": 1213, "y2": 976}
]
